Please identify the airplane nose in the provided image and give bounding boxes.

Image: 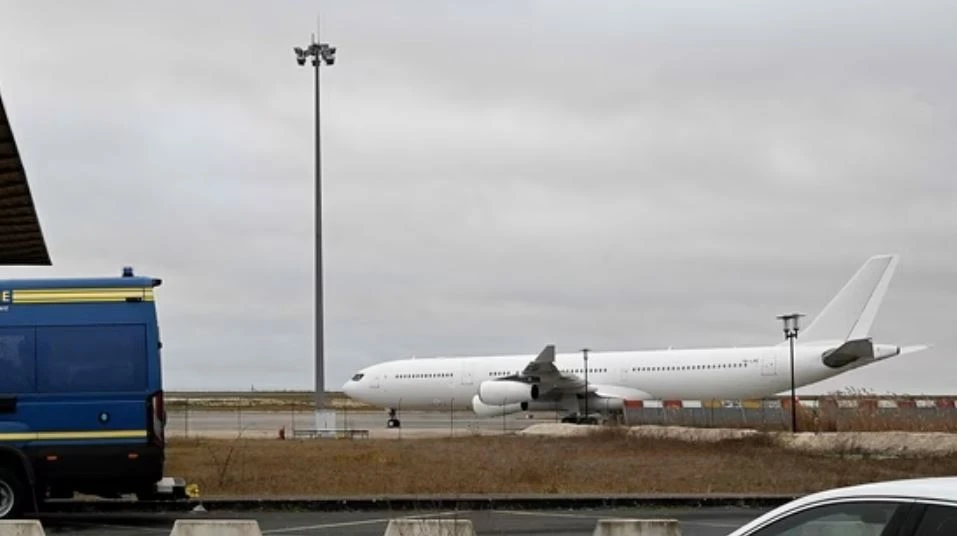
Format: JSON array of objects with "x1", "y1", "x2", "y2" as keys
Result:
[{"x1": 342, "y1": 380, "x2": 355, "y2": 396}]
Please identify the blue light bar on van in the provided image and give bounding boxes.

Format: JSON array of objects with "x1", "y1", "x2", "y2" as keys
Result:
[{"x1": 122, "y1": 266, "x2": 134, "y2": 277}]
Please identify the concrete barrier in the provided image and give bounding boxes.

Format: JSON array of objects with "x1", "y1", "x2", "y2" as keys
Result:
[
  {"x1": 592, "y1": 518, "x2": 681, "y2": 536},
  {"x1": 169, "y1": 519, "x2": 263, "y2": 536},
  {"x1": 0, "y1": 520, "x2": 46, "y2": 536},
  {"x1": 383, "y1": 518, "x2": 477, "y2": 536}
]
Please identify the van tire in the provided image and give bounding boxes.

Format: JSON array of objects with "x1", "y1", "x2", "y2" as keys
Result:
[{"x1": 0, "y1": 467, "x2": 26, "y2": 520}]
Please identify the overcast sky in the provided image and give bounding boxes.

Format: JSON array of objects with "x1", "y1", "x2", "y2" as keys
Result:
[{"x1": 0, "y1": 0, "x2": 954, "y2": 396}]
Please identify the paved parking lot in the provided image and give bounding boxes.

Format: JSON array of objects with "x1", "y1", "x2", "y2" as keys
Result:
[{"x1": 35, "y1": 507, "x2": 768, "y2": 535}]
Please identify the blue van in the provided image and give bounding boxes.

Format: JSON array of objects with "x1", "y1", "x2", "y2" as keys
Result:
[{"x1": 0, "y1": 267, "x2": 167, "y2": 519}]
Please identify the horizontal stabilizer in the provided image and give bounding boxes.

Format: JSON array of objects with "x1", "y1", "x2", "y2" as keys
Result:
[
  {"x1": 821, "y1": 338, "x2": 874, "y2": 368},
  {"x1": 900, "y1": 344, "x2": 931, "y2": 356}
]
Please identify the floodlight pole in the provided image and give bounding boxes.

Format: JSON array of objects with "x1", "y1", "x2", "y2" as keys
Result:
[
  {"x1": 777, "y1": 313, "x2": 804, "y2": 433},
  {"x1": 294, "y1": 30, "x2": 336, "y2": 422}
]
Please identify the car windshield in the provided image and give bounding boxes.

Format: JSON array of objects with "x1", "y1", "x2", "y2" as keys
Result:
[
  {"x1": 747, "y1": 501, "x2": 902, "y2": 536},
  {"x1": 351, "y1": 373, "x2": 364, "y2": 381}
]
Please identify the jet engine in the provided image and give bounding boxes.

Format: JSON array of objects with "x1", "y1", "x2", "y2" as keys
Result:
[
  {"x1": 471, "y1": 395, "x2": 527, "y2": 418},
  {"x1": 478, "y1": 380, "x2": 540, "y2": 406}
]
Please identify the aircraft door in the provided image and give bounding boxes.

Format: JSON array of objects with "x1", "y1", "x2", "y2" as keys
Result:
[
  {"x1": 459, "y1": 362, "x2": 473, "y2": 386},
  {"x1": 619, "y1": 367, "x2": 629, "y2": 383},
  {"x1": 370, "y1": 373, "x2": 381, "y2": 388},
  {"x1": 761, "y1": 353, "x2": 777, "y2": 376}
]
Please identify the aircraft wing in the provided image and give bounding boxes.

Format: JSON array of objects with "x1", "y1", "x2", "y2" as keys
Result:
[
  {"x1": 507, "y1": 344, "x2": 585, "y2": 391},
  {"x1": 489, "y1": 344, "x2": 652, "y2": 411},
  {"x1": 520, "y1": 344, "x2": 561, "y2": 378},
  {"x1": 514, "y1": 344, "x2": 607, "y2": 398}
]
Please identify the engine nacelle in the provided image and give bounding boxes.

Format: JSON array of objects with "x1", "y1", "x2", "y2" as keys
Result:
[
  {"x1": 478, "y1": 380, "x2": 540, "y2": 406},
  {"x1": 471, "y1": 395, "x2": 527, "y2": 418},
  {"x1": 585, "y1": 395, "x2": 625, "y2": 412}
]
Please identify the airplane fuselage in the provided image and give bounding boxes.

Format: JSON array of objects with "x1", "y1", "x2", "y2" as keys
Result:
[
  {"x1": 341, "y1": 254, "x2": 925, "y2": 423},
  {"x1": 343, "y1": 343, "x2": 895, "y2": 411}
]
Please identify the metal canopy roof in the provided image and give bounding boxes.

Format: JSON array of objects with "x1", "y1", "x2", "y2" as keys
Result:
[{"x1": 0, "y1": 88, "x2": 51, "y2": 265}]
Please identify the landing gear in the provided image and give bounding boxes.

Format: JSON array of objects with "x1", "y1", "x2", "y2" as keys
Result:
[
  {"x1": 386, "y1": 408, "x2": 401, "y2": 429},
  {"x1": 561, "y1": 414, "x2": 600, "y2": 425}
]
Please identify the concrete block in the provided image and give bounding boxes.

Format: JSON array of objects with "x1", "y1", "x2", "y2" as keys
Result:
[
  {"x1": 592, "y1": 518, "x2": 681, "y2": 536},
  {"x1": 169, "y1": 519, "x2": 263, "y2": 536},
  {"x1": 383, "y1": 518, "x2": 477, "y2": 536},
  {"x1": 0, "y1": 520, "x2": 46, "y2": 536}
]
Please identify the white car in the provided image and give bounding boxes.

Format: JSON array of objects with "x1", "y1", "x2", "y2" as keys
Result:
[{"x1": 726, "y1": 477, "x2": 957, "y2": 536}]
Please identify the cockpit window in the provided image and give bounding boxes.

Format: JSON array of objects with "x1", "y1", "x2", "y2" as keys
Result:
[{"x1": 351, "y1": 373, "x2": 364, "y2": 381}]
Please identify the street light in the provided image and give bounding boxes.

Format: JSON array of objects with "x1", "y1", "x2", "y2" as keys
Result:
[
  {"x1": 294, "y1": 31, "x2": 336, "y2": 428},
  {"x1": 777, "y1": 312, "x2": 804, "y2": 433},
  {"x1": 582, "y1": 348, "x2": 590, "y2": 423}
]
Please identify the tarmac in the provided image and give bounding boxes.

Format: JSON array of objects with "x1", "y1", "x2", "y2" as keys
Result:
[
  {"x1": 166, "y1": 409, "x2": 552, "y2": 439},
  {"x1": 35, "y1": 506, "x2": 770, "y2": 535}
]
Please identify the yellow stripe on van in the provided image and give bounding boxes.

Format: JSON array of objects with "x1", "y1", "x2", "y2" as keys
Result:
[
  {"x1": 11, "y1": 288, "x2": 154, "y2": 304},
  {"x1": 0, "y1": 430, "x2": 148, "y2": 441}
]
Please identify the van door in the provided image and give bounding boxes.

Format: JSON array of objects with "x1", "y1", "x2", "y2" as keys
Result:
[
  {"x1": 0, "y1": 393, "x2": 24, "y2": 443},
  {"x1": 0, "y1": 327, "x2": 36, "y2": 449}
]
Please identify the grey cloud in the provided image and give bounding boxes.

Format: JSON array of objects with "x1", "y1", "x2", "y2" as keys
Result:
[{"x1": 0, "y1": 0, "x2": 954, "y2": 394}]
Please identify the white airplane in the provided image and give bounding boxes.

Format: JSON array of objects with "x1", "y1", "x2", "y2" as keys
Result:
[{"x1": 342, "y1": 254, "x2": 929, "y2": 428}]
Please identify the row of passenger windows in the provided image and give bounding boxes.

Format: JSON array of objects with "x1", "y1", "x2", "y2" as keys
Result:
[
  {"x1": 632, "y1": 362, "x2": 750, "y2": 372},
  {"x1": 0, "y1": 325, "x2": 149, "y2": 393},
  {"x1": 489, "y1": 368, "x2": 608, "y2": 377},
  {"x1": 396, "y1": 373, "x2": 452, "y2": 379},
  {"x1": 391, "y1": 364, "x2": 748, "y2": 380}
]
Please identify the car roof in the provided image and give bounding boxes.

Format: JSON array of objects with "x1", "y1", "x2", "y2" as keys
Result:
[
  {"x1": 792, "y1": 476, "x2": 957, "y2": 505},
  {"x1": 727, "y1": 477, "x2": 957, "y2": 536}
]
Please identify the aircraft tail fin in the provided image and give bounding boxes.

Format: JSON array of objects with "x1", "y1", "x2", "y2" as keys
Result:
[{"x1": 799, "y1": 254, "x2": 899, "y2": 344}]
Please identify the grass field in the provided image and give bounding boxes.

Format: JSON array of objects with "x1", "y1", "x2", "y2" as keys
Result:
[{"x1": 166, "y1": 428, "x2": 957, "y2": 497}]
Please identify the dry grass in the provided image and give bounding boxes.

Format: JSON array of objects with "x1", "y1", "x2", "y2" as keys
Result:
[
  {"x1": 165, "y1": 391, "x2": 374, "y2": 412},
  {"x1": 792, "y1": 404, "x2": 957, "y2": 433},
  {"x1": 165, "y1": 429, "x2": 957, "y2": 497},
  {"x1": 629, "y1": 392, "x2": 957, "y2": 433},
  {"x1": 652, "y1": 406, "x2": 957, "y2": 433}
]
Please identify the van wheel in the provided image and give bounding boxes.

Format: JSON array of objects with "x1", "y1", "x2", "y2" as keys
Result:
[{"x1": 0, "y1": 467, "x2": 26, "y2": 520}]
